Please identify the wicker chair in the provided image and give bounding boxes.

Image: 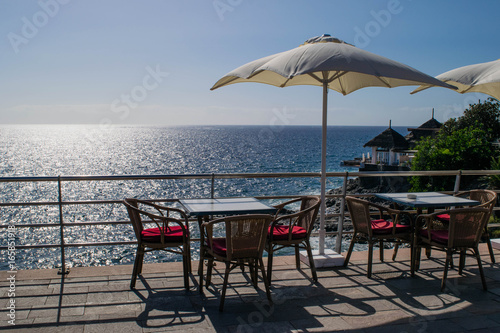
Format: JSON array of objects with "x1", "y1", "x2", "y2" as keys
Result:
[
  {"x1": 413, "y1": 207, "x2": 490, "y2": 291},
  {"x1": 266, "y1": 196, "x2": 321, "y2": 284},
  {"x1": 123, "y1": 198, "x2": 191, "y2": 290},
  {"x1": 199, "y1": 214, "x2": 273, "y2": 312},
  {"x1": 435, "y1": 189, "x2": 497, "y2": 263},
  {"x1": 344, "y1": 196, "x2": 414, "y2": 278}
]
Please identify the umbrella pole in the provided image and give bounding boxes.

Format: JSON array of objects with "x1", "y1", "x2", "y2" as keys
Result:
[{"x1": 319, "y1": 81, "x2": 328, "y2": 255}]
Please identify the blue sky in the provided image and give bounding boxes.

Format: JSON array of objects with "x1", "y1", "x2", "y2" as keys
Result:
[{"x1": 0, "y1": 0, "x2": 499, "y2": 127}]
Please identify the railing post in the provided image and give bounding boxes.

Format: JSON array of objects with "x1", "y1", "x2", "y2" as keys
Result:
[
  {"x1": 454, "y1": 170, "x2": 462, "y2": 194},
  {"x1": 211, "y1": 173, "x2": 215, "y2": 199},
  {"x1": 335, "y1": 171, "x2": 348, "y2": 254},
  {"x1": 57, "y1": 176, "x2": 69, "y2": 275}
]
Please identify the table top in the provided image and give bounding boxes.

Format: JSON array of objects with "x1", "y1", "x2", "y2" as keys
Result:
[
  {"x1": 374, "y1": 192, "x2": 480, "y2": 208},
  {"x1": 179, "y1": 197, "x2": 277, "y2": 216}
]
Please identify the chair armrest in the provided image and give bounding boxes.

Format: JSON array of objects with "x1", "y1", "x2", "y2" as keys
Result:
[
  {"x1": 201, "y1": 217, "x2": 226, "y2": 247},
  {"x1": 273, "y1": 197, "x2": 303, "y2": 216},
  {"x1": 366, "y1": 201, "x2": 409, "y2": 224}
]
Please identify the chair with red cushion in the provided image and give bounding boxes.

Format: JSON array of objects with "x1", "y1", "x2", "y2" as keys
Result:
[
  {"x1": 344, "y1": 196, "x2": 414, "y2": 278},
  {"x1": 123, "y1": 198, "x2": 190, "y2": 290},
  {"x1": 199, "y1": 214, "x2": 273, "y2": 312},
  {"x1": 413, "y1": 207, "x2": 490, "y2": 291},
  {"x1": 266, "y1": 196, "x2": 321, "y2": 284},
  {"x1": 435, "y1": 189, "x2": 497, "y2": 263}
]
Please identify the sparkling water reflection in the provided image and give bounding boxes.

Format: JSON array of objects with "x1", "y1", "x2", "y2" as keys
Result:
[{"x1": 1, "y1": 125, "x2": 403, "y2": 270}]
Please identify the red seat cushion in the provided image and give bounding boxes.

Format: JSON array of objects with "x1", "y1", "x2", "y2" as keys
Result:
[
  {"x1": 208, "y1": 238, "x2": 227, "y2": 257},
  {"x1": 141, "y1": 226, "x2": 187, "y2": 243},
  {"x1": 371, "y1": 219, "x2": 411, "y2": 235},
  {"x1": 268, "y1": 225, "x2": 307, "y2": 240},
  {"x1": 436, "y1": 214, "x2": 450, "y2": 223},
  {"x1": 420, "y1": 229, "x2": 448, "y2": 245}
]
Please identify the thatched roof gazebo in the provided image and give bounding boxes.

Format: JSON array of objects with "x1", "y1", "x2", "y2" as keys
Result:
[
  {"x1": 406, "y1": 109, "x2": 442, "y2": 148},
  {"x1": 364, "y1": 121, "x2": 409, "y2": 165}
]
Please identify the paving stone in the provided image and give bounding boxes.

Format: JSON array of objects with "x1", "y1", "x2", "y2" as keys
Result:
[
  {"x1": 84, "y1": 303, "x2": 142, "y2": 316},
  {"x1": 290, "y1": 315, "x2": 354, "y2": 332},
  {"x1": 452, "y1": 313, "x2": 500, "y2": 330},
  {"x1": 2, "y1": 247, "x2": 500, "y2": 332},
  {"x1": 341, "y1": 309, "x2": 412, "y2": 329},
  {"x1": 84, "y1": 320, "x2": 144, "y2": 333}
]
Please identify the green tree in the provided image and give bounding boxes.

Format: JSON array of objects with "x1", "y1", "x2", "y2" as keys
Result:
[
  {"x1": 410, "y1": 127, "x2": 493, "y2": 191},
  {"x1": 441, "y1": 98, "x2": 500, "y2": 142},
  {"x1": 489, "y1": 155, "x2": 500, "y2": 189}
]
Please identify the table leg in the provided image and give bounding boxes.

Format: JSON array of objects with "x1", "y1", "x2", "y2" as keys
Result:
[
  {"x1": 197, "y1": 216, "x2": 205, "y2": 277},
  {"x1": 424, "y1": 208, "x2": 434, "y2": 259}
]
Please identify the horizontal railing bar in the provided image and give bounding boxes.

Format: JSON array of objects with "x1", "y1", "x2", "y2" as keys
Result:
[
  {"x1": 2, "y1": 170, "x2": 500, "y2": 184},
  {"x1": 0, "y1": 195, "x2": 339, "y2": 208},
  {"x1": 6, "y1": 220, "x2": 499, "y2": 250},
  {"x1": 0, "y1": 220, "x2": 133, "y2": 228},
  {"x1": 0, "y1": 232, "x2": 353, "y2": 250},
  {"x1": 0, "y1": 173, "x2": 322, "y2": 183},
  {"x1": 0, "y1": 241, "x2": 136, "y2": 249},
  {"x1": 0, "y1": 238, "x2": 200, "y2": 250}
]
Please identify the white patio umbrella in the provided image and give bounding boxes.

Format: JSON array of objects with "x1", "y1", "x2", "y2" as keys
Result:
[
  {"x1": 412, "y1": 59, "x2": 500, "y2": 100},
  {"x1": 211, "y1": 34, "x2": 456, "y2": 257}
]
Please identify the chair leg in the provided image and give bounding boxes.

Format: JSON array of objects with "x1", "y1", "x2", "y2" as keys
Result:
[
  {"x1": 473, "y1": 247, "x2": 487, "y2": 291},
  {"x1": 295, "y1": 246, "x2": 301, "y2": 269},
  {"x1": 410, "y1": 242, "x2": 416, "y2": 277},
  {"x1": 183, "y1": 250, "x2": 190, "y2": 290},
  {"x1": 219, "y1": 262, "x2": 231, "y2": 312},
  {"x1": 198, "y1": 250, "x2": 205, "y2": 293},
  {"x1": 458, "y1": 251, "x2": 466, "y2": 275},
  {"x1": 136, "y1": 250, "x2": 145, "y2": 275},
  {"x1": 259, "y1": 258, "x2": 273, "y2": 305},
  {"x1": 267, "y1": 248, "x2": 274, "y2": 284},
  {"x1": 392, "y1": 243, "x2": 399, "y2": 261},
  {"x1": 485, "y1": 231, "x2": 496, "y2": 263},
  {"x1": 305, "y1": 240, "x2": 318, "y2": 282},
  {"x1": 416, "y1": 246, "x2": 423, "y2": 271},
  {"x1": 206, "y1": 257, "x2": 215, "y2": 287},
  {"x1": 379, "y1": 240, "x2": 384, "y2": 262},
  {"x1": 130, "y1": 246, "x2": 143, "y2": 289},
  {"x1": 343, "y1": 232, "x2": 357, "y2": 267},
  {"x1": 367, "y1": 241, "x2": 374, "y2": 278},
  {"x1": 186, "y1": 242, "x2": 192, "y2": 273},
  {"x1": 441, "y1": 251, "x2": 452, "y2": 291},
  {"x1": 198, "y1": 248, "x2": 205, "y2": 278},
  {"x1": 249, "y1": 259, "x2": 258, "y2": 288}
]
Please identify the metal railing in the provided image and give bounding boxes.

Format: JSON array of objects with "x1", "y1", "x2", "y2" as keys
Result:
[{"x1": 1, "y1": 169, "x2": 499, "y2": 273}]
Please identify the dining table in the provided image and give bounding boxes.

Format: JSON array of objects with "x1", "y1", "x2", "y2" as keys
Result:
[
  {"x1": 179, "y1": 197, "x2": 277, "y2": 274},
  {"x1": 179, "y1": 197, "x2": 277, "y2": 219},
  {"x1": 374, "y1": 191, "x2": 480, "y2": 214},
  {"x1": 374, "y1": 191, "x2": 481, "y2": 259}
]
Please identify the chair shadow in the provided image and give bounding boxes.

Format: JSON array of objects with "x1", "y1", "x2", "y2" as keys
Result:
[
  {"x1": 197, "y1": 264, "x2": 379, "y2": 331},
  {"x1": 133, "y1": 273, "x2": 205, "y2": 330}
]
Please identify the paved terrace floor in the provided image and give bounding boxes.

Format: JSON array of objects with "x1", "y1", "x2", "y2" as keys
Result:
[{"x1": 1, "y1": 245, "x2": 500, "y2": 333}]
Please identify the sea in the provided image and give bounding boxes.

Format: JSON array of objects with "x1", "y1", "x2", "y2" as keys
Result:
[{"x1": 0, "y1": 124, "x2": 409, "y2": 270}]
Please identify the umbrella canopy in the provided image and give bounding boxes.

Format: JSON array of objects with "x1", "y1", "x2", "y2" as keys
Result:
[
  {"x1": 211, "y1": 34, "x2": 456, "y2": 255},
  {"x1": 211, "y1": 34, "x2": 455, "y2": 93},
  {"x1": 412, "y1": 59, "x2": 500, "y2": 100}
]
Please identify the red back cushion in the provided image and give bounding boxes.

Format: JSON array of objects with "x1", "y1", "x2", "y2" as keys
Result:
[
  {"x1": 371, "y1": 219, "x2": 411, "y2": 235},
  {"x1": 269, "y1": 225, "x2": 307, "y2": 240},
  {"x1": 141, "y1": 226, "x2": 186, "y2": 243}
]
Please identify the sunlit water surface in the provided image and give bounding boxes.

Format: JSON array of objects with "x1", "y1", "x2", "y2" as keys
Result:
[{"x1": 0, "y1": 125, "x2": 407, "y2": 270}]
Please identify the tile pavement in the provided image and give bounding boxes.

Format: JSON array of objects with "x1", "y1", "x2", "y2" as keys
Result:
[{"x1": 1, "y1": 244, "x2": 500, "y2": 332}]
